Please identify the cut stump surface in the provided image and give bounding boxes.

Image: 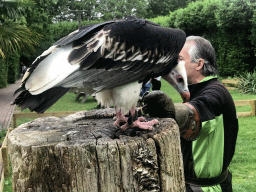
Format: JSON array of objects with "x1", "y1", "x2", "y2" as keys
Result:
[{"x1": 8, "y1": 108, "x2": 185, "y2": 192}]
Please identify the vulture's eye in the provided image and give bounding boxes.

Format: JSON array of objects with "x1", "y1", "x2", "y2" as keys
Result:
[{"x1": 178, "y1": 77, "x2": 183, "y2": 83}]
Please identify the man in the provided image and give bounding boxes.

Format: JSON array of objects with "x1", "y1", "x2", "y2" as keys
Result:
[
  {"x1": 151, "y1": 76, "x2": 162, "y2": 91},
  {"x1": 21, "y1": 62, "x2": 27, "y2": 76},
  {"x1": 140, "y1": 80, "x2": 151, "y2": 97},
  {"x1": 143, "y1": 36, "x2": 238, "y2": 192}
]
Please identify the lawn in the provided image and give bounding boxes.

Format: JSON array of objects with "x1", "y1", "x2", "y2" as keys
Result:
[
  {"x1": 5, "y1": 79, "x2": 256, "y2": 191},
  {"x1": 230, "y1": 116, "x2": 256, "y2": 192}
]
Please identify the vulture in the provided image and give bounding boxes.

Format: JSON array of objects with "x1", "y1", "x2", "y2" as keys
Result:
[{"x1": 13, "y1": 17, "x2": 189, "y2": 131}]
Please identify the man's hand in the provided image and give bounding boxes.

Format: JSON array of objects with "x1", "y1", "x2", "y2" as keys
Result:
[
  {"x1": 142, "y1": 91, "x2": 201, "y2": 141},
  {"x1": 142, "y1": 91, "x2": 175, "y2": 118}
]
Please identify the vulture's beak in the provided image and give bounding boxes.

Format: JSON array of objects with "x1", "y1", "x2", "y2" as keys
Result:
[
  {"x1": 162, "y1": 61, "x2": 190, "y2": 102},
  {"x1": 180, "y1": 91, "x2": 190, "y2": 103}
]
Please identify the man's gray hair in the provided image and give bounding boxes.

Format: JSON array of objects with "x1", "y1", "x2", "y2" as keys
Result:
[{"x1": 186, "y1": 36, "x2": 218, "y2": 76}]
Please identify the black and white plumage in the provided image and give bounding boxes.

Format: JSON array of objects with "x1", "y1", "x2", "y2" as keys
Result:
[{"x1": 14, "y1": 17, "x2": 188, "y2": 130}]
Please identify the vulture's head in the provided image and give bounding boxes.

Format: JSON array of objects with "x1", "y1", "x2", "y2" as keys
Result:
[{"x1": 162, "y1": 61, "x2": 190, "y2": 102}]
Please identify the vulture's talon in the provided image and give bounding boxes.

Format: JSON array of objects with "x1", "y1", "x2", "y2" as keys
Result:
[
  {"x1": 120, "y1": 119, "x2": 158, "y2": 131},
  {"x1": 131, "y1": 119, "x2": 159, "y2": 130},
  {"x1": 137, "y1": 116, "x2": 147, "y2": 122}
]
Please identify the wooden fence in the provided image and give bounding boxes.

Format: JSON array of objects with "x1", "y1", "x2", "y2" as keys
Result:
[
  {"x1": 0, "y1": 128, "x2": 12, "y2": 192},
  {"x1": 235, "y1": 100, "x2": 256, "y2": 117},
  {"x1": 222, "y1": 79, "x2": 239, "y2": 90},
  {"x1": 221, "y1": 79, "x2": 256, "y2": 117}
]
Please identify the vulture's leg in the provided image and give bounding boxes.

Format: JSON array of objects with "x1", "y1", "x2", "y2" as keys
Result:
[
  {"x1": 121, "y1": 107, "x2": 159, "y2": 131},
  {"x1": 113, "y1": 109, "x2": 128, "y2": 128}
]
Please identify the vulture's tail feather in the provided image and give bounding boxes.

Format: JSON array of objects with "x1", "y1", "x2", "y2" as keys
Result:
[
  {"x1": 13, "y1": 87, "x2": 70, "y2": 113},
  {"x1": 13, "y1": 86, "x2": 26, "y2": 96}
]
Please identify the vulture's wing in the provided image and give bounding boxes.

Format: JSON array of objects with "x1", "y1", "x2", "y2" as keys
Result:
[
  {"x1": 59, "y1": 18, "x2": 185, "y2": 91},
  {"x1": 14, "y1": 17, "x2": 186, "y2": 112}
]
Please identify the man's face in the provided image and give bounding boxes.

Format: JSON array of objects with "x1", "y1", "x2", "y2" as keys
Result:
[{"x1": 178, "y1": 41, "x2": 197, "y2": 85}]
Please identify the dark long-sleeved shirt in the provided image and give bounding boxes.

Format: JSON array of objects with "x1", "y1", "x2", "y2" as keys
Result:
[{"x1": 182, "y1": 76, "x2": 238, "y2": 191}]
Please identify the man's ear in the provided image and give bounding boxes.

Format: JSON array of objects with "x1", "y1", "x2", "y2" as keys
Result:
[{"x1": 196, "y1": 58, "x2": 204, "y2": 71}]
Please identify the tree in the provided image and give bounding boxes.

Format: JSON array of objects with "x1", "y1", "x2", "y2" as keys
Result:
[
  {"x1": 94, "y1": 0, "x2": 148, "y2": 20},
  {"x1": 37, "y1": 0, "x2": 99, "y2": 22},
  {"x1": 162, "y1": 0, "x2": 256, "y2": 76},
  {"x1": 0, "y1": 0, "x2": 41, "y2": 58},
  {"x1": 146, "y1": 0, "x2": 197, "y2": 18}
]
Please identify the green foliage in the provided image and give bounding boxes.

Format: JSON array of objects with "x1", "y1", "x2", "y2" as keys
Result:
[
  {"x1": 49, "y1": 21, "x2": 78, "y2": 42},
  {"x1": 95, "y1": 0, "x2": 148, "y2": 20},
  {"x1": 0, "y1": 0, "x2": 34, "y2": 21},
  {"x1": 213, "y1": 0, "x2": 255, "y2": 76},
  {"x1": 250, "y1": 1, "x2": 256, "y2": 56},
  {"x1": 49, "y1": 20, "x2": 104, "y2": 43},
  {"x1": 150, "y1": 0, "x2": 256, "y2": 77},
  {"x1": 0, "y1": 0, "x2": 41, "y2": 58},
  {"x1": 4, "y1": 0, "x2": 255, "y2": 77},
  {"x1": 148, "y1": 16, "x2": 171, "y2": 27},
  {"x1": 3, "y1": 156, "x2": 12, "y2": 192},
  {"x1": 145, "y1": 0, "x2": 195, "y2": 18},
  {"x1": 171, "y1": 0, "x2": 218, "y2": 35},
  {"x1": 0, "y1": 129, "x2": 7, "y2": 142},
  {"x1": 0, "y1": 20, "x2": 41, "y2": 58},
  {"x1": 237, "y1": 70, "x2": 256, "y2": 94},
  {"x1": 22, "y1": 1, "x2": 55, "y2": 63},
  {"x1": 7, "y1": 52, "x2": 20, "y2": 83},
  {"x1": 0, "y1": 57, "x2": 8, "y2": 88},
  {"x1": 0, "y1": 53, "x2": 20, "y2": 87}
]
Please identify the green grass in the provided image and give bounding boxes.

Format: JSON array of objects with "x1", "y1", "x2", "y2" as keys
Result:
[
  {"x1": 0, "y1": 130, "x2": 12, "y2": 192},
  {"x1": 16, "y1": 93, "x2": 99, "y2": 127},
  {"x1": 228, "y1": 89, "x2": 256, "y2": 113},
  {"x1": 7, "y1": 79, "x2": 256, "y2": 191},
  {"x1": 229, "y1": 116, "x2": 256, "y2": 192},
  {"x1": 160, "y1": 80, "x2": 183, "y2": 103},
  {"x1": 3, "y1": 160, "x2": 12, "y2": 192},
  {"x1": 19, "y1": 92, "x2": 98, "y2": 112},
  {"x1": 0, "y1": 129, "x2": 7, "y2": 143},
  {"x1": 229, "y1": 89, "x2": 256, "y2": 100}
]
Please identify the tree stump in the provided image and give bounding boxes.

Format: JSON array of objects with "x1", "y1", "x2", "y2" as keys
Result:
[{"x1": 8, "y1": 108, "x2": 185, "y2": 192}]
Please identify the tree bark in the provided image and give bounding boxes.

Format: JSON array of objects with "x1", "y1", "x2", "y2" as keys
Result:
[{"x1": 8, "y1": 108, "x2": 185, "y2": 192}]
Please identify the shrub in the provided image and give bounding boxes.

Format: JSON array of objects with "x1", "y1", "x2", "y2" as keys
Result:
[
  {"x1": 0, "y1": 53, "x2": 20, "y2": 87},
  {"x1": 151, "y1": 0, "x2": 256, "y2": 77},
  {"x1": 237, "y1": 70, "x2": 256, "y2": 94},
  {"x1": 7, "y1": 53, "x2": 20, "y2": 83},
  {"x1": 149, "y1": 15, "x2": 171, "y2": 27},
  {"x1": 214, "y1": 0, "x2": 255, "y2": 76},
  {"x1": 0, "y1": 57, "x2": 8, "y2": 88},
  {"x1": 172, "y1": 0, "x2": 218, "y2": 36},
  {"x1": 50, "y1": 19, "x2": 105, "y2": 43}
]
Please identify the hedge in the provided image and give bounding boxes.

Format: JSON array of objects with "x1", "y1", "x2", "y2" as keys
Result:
[
  {"x1": 50, "y1": 19, "x2": 105, "y2": 42},
  {"x1": 150, "y1": 0, "x2": 256, "y2": 77},
  {"x1": 0, "y1": 57, "x2": 8, "y2": 88},
  {"x1": 0, "y1": 53, "x2": 20, "y2": 88},
  {"x1": 7, "y1": 53, "x2": 20, "y2": 84}
]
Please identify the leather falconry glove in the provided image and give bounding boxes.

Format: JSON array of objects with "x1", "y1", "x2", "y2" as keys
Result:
[{"x1": 142, "y1": 91, "x2": 201, "y2": 141}]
